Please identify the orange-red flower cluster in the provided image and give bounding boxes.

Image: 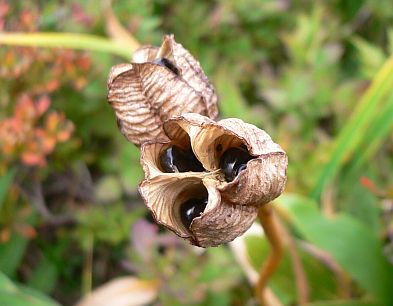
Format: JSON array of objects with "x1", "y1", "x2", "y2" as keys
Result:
[{"x1": 0, "y1": 95, "x2": 74, "y2": 167}]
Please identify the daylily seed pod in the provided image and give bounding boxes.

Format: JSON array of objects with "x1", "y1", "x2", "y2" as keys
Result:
[
  {"x1": 107, "y1": 35, "x2": 287, "y2": 247},
  {"x1": 139, "y1": 113, "x2": 288, "y2": 247}
]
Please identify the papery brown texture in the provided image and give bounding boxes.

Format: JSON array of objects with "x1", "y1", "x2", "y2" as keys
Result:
[
  {"x1": 139, "y1": 113, "x2": 287, "y2": 247},
  {"x1": 107, "y1": 35, "x2": 218, "y2": 146}
]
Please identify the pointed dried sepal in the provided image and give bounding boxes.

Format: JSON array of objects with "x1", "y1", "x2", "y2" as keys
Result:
[
  {"x1": 107, "y1": 35, "x2": 218, "y2": 147},
  {"x1": 218, "y1": 154, "x2": 288, "y2": 206},
  {"x1": 190, "y1": 178, "x2": 258, "y2": 247}
]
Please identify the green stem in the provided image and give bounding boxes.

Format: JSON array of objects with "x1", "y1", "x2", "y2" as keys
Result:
[
  {"x1": 82, "y1": 233, "x2": 94, "y2": 295},
  {"x1": 0, "y1": 32, "x2": 137, "y2": 60}
]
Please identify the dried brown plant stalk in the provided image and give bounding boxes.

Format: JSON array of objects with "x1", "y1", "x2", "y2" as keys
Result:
[
  {"x1": 278, "y1": 217, "x2": 310, "y2": 304},
  {"x1": 256, "y1": 204, "x2": 284, "y2": 306}
]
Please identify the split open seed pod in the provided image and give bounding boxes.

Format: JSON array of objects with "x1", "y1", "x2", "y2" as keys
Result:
[
  {"x1": 107, "y1": 34, "x2": 218, "y2": 146},
  {"x1": 139, "y1": 113, "x2": 287, "y2": 247}
]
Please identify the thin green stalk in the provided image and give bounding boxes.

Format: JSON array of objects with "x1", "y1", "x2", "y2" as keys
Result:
[
  {"x1": 0, "y1": 32, "x2": 136, "y2": 60},
  {"x1": 82, "y1": 233, "x2": 94, "y2": 295}
]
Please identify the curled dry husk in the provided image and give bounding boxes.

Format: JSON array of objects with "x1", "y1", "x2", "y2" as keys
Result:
[
  {"x1": 139, "y1": 113, "x2": 288, "y2": 247},
  {"x1": 107, "y1": 34, "x2": 218, "y2": 146}
]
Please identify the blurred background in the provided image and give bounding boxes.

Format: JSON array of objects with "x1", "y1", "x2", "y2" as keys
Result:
[{"x1": 1, "y1": 1, "x2": 393, "y2": 306}]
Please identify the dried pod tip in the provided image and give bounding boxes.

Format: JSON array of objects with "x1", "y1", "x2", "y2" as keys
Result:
[
  {"x1": 107, "y1": 35, "x2": 218, "y2": 147},
  {"x1": 159, "y1": 145, "x2": 204, "y2": 173},
  {"x1": 152, "y1": 58, "x2": 180, "y2": 76},
  {"x1": 219, "y1": 146, "x2": 253, "y2": 182},
  {"x1": 180, "y1": 197, "x2": 208, "y2": 229}
]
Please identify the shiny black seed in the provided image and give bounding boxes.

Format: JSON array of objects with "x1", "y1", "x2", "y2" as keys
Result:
[
  {"x1": 180, "y1": 197, "x2": 208, "y2": 229},
  {"x1": 159, "y1": 146, "x2": 204, "y2": 173},
  {"x1": 219, "y1": 147, "x2": 253, "y2": 182},
  {"x1": 152, "y1": 58, "x2": 180, "y2": 75}
]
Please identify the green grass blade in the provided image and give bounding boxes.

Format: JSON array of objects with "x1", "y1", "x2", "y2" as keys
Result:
[
  {"x1": 0, "y1": 232, "x2": 28, "y2": 277},
  {"x1": 0, "y1": 169, "x2": 16, "y2": 210},
  {"x1": 311, "y1": 55, "x2": 393, "y2": 200},
  {"x1": 0, "y1": 32, "x2": 136, "y2": 60},
  {"x1": 344, "y1": 92, "x2": 393, "y2": 177},
  {"x1": 304, "y1": 300, "x2": 380, "y2": 306}
]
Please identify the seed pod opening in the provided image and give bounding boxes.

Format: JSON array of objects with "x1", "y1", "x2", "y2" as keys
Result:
[
  {"x1": 174, "y1": 183, "x2": 208, "y2": 232},
  {"x1": 151, "y1": 58, "x2": 180, "y2": 75},
  {"x1": 219, "y1": 146, "x2": 253, "y2": 182},
  {"x1": 159, "y1": 145, "x2": 204, "y2": 173},
  {"x1": 139, "y1": 175, "x2": 205, "y2": 239}
]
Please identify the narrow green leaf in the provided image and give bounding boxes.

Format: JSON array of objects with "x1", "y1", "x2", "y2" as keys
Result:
[
  {"x1": 0, "y1": 271, "x2": 61, "y2": 306},
  {"x1": 0, "y1": 271, "x2": 16, "y2": 291},
  {"x1": 352, "y1": 37, "x2": 386, "y2": 78},
  {"x1": 0, "y1": 232, "x2": 28, "y2": 277},
  {"x1": 305, "y1": 300, "x2": 380, "y2": 306},
  {"x1": 0, "y1": 168, "x2": 16, "y2": 210},
  {"x1": 312, "y1": 55, "x2": 393, "y2": 199},
  {"x1": 279, "y1": 194, "x2": 393, "y2": 306},
  {"x1": 205, "y1": 291, "x2": 231, "y2": 306},
  {"x1": 344, "y1": 92, "x2": 393, "y2": 177},
  {"x1": 0, "y1": 32, "x2": 135, "y2": 60},
  {"x1": 27, "y1": 256, "x2": 57, "y2": 294}
]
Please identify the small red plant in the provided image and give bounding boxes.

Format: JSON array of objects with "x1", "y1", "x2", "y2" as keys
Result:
[{"x1": 0, "y1": 95, "x2": 74, "y2": 167}]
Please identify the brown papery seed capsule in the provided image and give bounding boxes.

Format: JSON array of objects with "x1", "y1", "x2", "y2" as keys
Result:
[{"x1": 139, "y1": 113, "x2": 287, "y2": 247}]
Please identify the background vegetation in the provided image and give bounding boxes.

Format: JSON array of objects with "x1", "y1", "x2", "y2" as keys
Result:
[{"x1": 1, "y1": 0, "x2": 393, "y2": 305}]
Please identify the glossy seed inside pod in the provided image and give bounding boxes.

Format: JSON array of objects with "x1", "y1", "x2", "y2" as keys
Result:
[
  {"x1": 159, "y1": 145, "x2": 204, "y2": 173},
  {"x1": 152, "y1": 57, "x2": 180, "y2": 75},
  {"x1": 219, "y1": 147, "x2": 253, "y2": 182},
  {"x1": 180, "y1": 197, "x2": 208, "y2": 229}
]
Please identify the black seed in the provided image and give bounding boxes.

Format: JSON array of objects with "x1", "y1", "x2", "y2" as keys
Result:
[
  {"x1": 152, "y1": 58, "x2": 180, "y2": 75},
  {"x1": 219, "y1": 147, "x2": 253, "y2": 182},
  {"x1": 159, "y1": 146, "x2": 204, "y2": 173},
  {"x1": 180, "y1": 197, "x2": 208, "y2": 229}
]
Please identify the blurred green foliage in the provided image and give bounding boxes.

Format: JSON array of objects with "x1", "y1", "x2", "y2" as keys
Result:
[{"x1": 1, "y1": 0, "x2": 393, "y2": 305}]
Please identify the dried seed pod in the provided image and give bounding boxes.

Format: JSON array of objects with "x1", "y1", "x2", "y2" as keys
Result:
[
  {"x1": 107, "y1": 34, "x2": 218, "y2": 147},
  {"x1": 139, "y1": 113, "x2": 287, "y2": 247}
]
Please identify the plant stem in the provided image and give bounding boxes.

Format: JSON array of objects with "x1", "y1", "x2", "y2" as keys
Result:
[
  {"x1": 255, "y1": 204, "x2": 284, "y2": 305},
  {"x1": 82, "y1": 233, "x2": 94, "y2": 295},
  {"x1": 279, "y1": 218, "x2": 309, "y2": 304},
  {"x1": 0, "y1": 32, "x2": 136, "y2": 60}
]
